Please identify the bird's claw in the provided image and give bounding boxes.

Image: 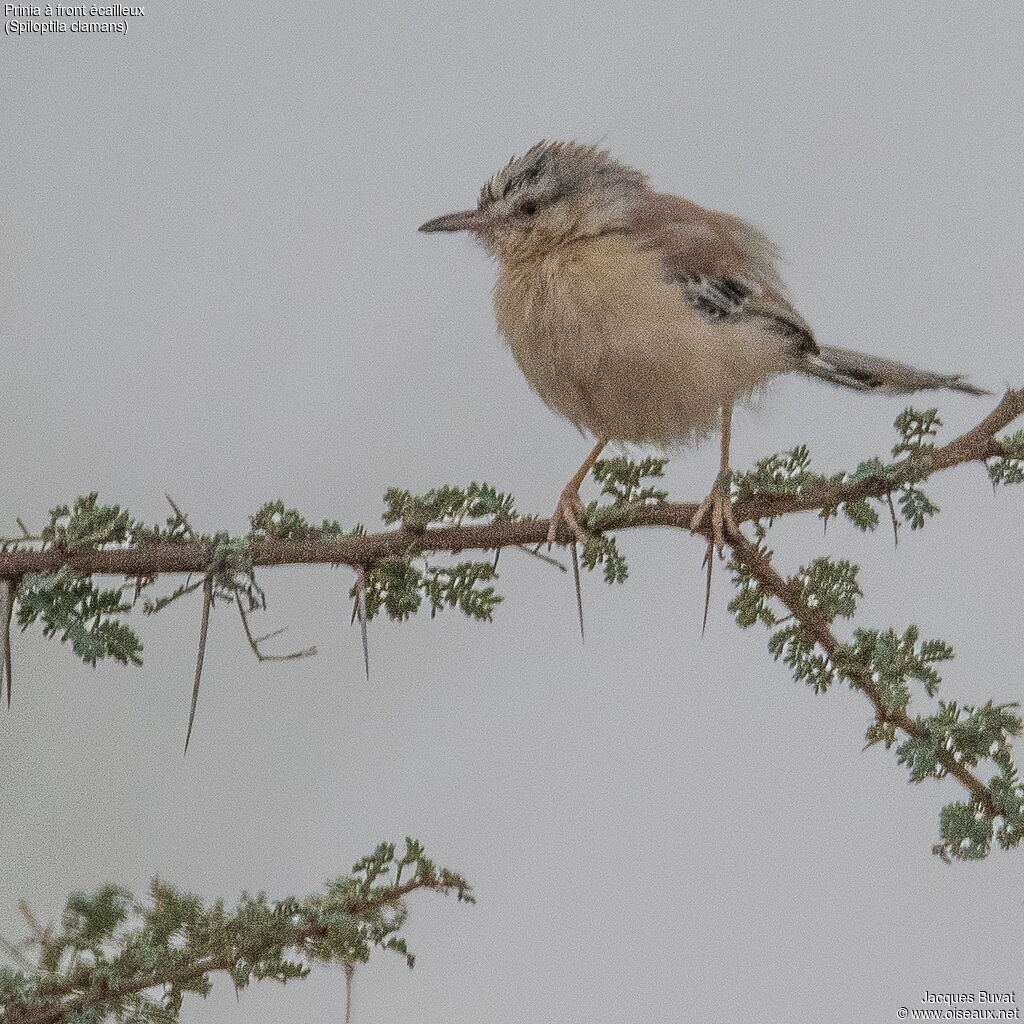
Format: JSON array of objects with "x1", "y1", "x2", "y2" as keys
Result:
[
  {"x1": 547, "y1": 485, "x2": 588, "y2": 546},
  {"x1": 690, "y1": 482, "x2": 739, "y2": 558}
]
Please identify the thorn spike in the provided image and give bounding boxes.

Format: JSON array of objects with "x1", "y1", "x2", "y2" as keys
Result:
[
  {"x1": 184, "y1": 577, "x2": 213, "y2": 755},
  {"x1": 571, "y1": 543, "x2": 585, "y2": 642},
  {"x1": 701, "y1": 540, "x2": 714, "y2": 637}
]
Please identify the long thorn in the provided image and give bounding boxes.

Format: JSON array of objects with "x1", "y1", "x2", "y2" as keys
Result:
[
  {"x1": 184, "y1": 576, "x2": 213, "y2": 755},
  {"x1": 359, "y1": 603, "x2": 369, "y2": 680},
  {"x1": 887, "y1": 491, "x2": 900, "y2": 547},
  {"x1": 701, "y1": 540, "x2": 713, "y2": 636},
  {"x1": 1, "y1": 578, "x2": 13, "y2": 708},
  {"x1": 571, "y1": 543, "x2": 585, "y2": 641},
  {"x1": 344, "y1": 962, "x2": 355, "y2": 1024},
  {"x1": 352, "y1": 569, "x2": 369, "y2": 680}
]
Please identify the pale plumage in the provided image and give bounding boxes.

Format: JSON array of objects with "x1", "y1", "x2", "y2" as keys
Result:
[{"x1": 420, "y1": 140, "x2": 986, "y2": 548}]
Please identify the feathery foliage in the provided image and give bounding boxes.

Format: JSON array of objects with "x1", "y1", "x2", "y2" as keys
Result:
[
  {"x1": 1, "y1": 400, "x2": 1022, "y2": 859},
  {"x1": 0, "y1": 840, "x2": 472, "y2": 1024},
  {"x1": 725, "y1": 410, "x2": 1024, "y2": 860}
]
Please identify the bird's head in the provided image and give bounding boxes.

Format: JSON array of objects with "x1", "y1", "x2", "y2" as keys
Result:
[{"x1": 418, "y1": 140, "x2": 648, "y2": 262}]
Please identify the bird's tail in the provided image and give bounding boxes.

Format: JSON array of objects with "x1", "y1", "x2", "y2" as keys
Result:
[{"x1": 803, "y1": 345, "x2": 989, "y2": 396}]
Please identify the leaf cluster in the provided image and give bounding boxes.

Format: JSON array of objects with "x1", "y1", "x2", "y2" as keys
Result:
[
  {"x1": 15, "y1": 571, "x2": 142, "y2": 668},
  {"x1": 900, "y1": 701, "x2": 1024, "y2": 861},
  {"x1": 0, "y1": 840, "x2": 473, "y2": 1024},
  {"x1": 362, "y1": 557, "x2": 501, "y2": 623},
  {"x1": 988, "y1": 428, "x2": 1024, "y2": 486},
  {"x1": 359, "y1": 483, "x2": 519, "y2": 623},
  {"x1": 382, "y1": 483, "x2": 518, "y2": 530},
  {"x1": 729, "y1": 545, "x2": 1023, "y2": 861},
  {"x1": 732, "y1": 409, "x2": 951, "y2": 534},
  {"x1": 248, "y1": 500, "x2": 350, "y2": 542},
  {"x1": 575, "y1": 457, "x2": 669, "y2": 585},
  {"x1": 0, "y1": 402, "x2": 1021, "y2": 860}
]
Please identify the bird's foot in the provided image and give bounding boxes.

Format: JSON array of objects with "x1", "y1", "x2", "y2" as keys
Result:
[
  {"x1": 547, "y1": 484, "x2": 588, "y2": 545},
  {"x1": 690, "y1": 475, "x2": 739, "y2": 558}
]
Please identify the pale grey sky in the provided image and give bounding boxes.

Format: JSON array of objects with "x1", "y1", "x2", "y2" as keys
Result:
[{"x1": 2, "y1": 3, "x2": 1023, "y2": 1022}]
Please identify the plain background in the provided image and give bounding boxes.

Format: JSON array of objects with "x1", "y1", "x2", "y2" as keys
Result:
[{"x1": 2, "y1": 3, "x2": 1023, "y2": 1022}]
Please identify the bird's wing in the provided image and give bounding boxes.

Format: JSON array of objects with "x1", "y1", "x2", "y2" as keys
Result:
[
  {"x1": 629, "y1": 192, "x2": 818, "y2": 354},
  {"x1": 626, "y1": 193, "x2": 988, "y2": 397}
]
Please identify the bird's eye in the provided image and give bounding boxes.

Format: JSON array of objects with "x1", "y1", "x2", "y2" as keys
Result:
[{"x1": 518, "y1": 201, "x2": 539, "y2": 217}]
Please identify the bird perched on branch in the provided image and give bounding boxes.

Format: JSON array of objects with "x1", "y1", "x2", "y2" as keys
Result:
[{"x1": 419, "y1": 140, "x2": 986, "y2": 553}]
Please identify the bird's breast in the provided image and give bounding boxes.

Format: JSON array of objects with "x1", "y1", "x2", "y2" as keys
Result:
[{"x1": 493, "y1": 235, "x2": 764, "y2": 445}]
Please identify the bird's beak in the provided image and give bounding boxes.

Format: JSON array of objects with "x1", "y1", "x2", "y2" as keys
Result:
[{"x1": 418, "y1": 208, "x2": 486, "y2": 233}]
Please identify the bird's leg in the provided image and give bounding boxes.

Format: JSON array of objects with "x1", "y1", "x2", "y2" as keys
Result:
[
  {"x1": 690, "y1": 401, "x2": 739, "y2": 556},
  {"x1": 547, "y1": 437, "x2": 608, "y2": 545}
]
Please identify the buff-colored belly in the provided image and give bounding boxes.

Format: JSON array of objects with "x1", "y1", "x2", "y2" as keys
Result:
[{"x1": 494, "y1": 236, "x2": 778, "y2": 445}]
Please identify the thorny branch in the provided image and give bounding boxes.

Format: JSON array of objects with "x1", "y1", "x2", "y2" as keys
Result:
[
  {"x1": 9, "y1": 896, "x2": 414, "y2": 1024},
  {"x1": 0, "y1": 389, "x2": 1020, "y2": 851},
  {"x1": 728, "y1": 530, "x2": 998, "y2": 816},
  {"x1": 4, "y1": 851, "x2": 473, "y2": 1024},
  {"x1": 0, "y1": 390, "x2": 1020, "y2": 580}
]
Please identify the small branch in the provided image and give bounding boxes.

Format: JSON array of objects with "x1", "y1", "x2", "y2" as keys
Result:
[
  {"x1": 0, "y1": 932, "x2": 39, "y2": 973},
  {"x1": 732, "y1": 386, "x2": 1024, "y2": 526},
  {"x1": 164, "y1": 494, "x2": 194, "y2": 533},
  {"x1": 7, "y1": 876, "x2": 439, "y2": 1024},
  {"x1": 233, "y1": 592, "x2": 317, "y2": 662},
  {"x1": 728, "y1": 531, "x2": 999, "y2": 815},
  {"x1": 514, "y1": 544, "x2": 566, "y2": 571}
]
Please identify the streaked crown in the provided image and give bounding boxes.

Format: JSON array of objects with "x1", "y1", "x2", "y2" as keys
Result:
[
  {"x1": 475, "y1": 140, "x2": 643, "y2": 209},
  {"x1": 478, "y1": 140, "x2": 648, "y2": 212},
  {"x1": 418, "y1": 140, "x2": 651, "y2": 258}
]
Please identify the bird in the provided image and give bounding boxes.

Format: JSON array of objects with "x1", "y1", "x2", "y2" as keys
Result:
[{"x1": 419, "y1": 140, "x2": 987, "y2": 554}]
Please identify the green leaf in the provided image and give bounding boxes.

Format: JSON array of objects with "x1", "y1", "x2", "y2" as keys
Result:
[
  {"x1": 794, "y1": 557, "x2": 861, "y2": 622},
  {"x1": 936, "y1": 801, "x2": 993, "y2": 861},
  {"x1": 0, "y1": 841, "x2": 472, "y2": 1023},
  {"x1": 591, "y1": 456, "x2": 668, "y2": 505},
  {"x1": 249, "y1": 500, "x2": 348, "y2": 541},
  {"x1": 842, "y1": 498, "x2": 880, "y2": 532},
  {"x1": 732, "y1": 445, "x2": 833, "y2": 500},
  {"x1": 382, "y1": 483, "x2": 518, "y2": 529},
  {"x1": 892, "y1": 407, "x2": 942, "y2": 458},
  {"x1": 16, "y1": 572, "x2": 143, "y2": 667},
  {"x1": 580, "y1": 532, "x2": 629, "y2": 585},
  {"x1": 897, "y1": 486, "x2": 939, "y2": 530},
  {"x1": 988, "y1": 429, "x2": 1024, "y2": 486}
]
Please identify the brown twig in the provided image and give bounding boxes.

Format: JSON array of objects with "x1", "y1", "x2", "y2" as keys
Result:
[
  {"x1": 233, "y1": 592, "x2": 317, "y2": 662},
  {"x1": 728, "y1": 530, "x2": 999, "y2": 815}
]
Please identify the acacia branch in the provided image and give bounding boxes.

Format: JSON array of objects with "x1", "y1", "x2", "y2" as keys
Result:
[
  {"x1": 8, "y1": 876, "x2": 435, "y2": 1024},
  {"x1": 0, "y1": 389, "x2": 1020, "y2": 580},
  {"x1": 727, "y1": 531, "x2": 999, "y2": 815}
]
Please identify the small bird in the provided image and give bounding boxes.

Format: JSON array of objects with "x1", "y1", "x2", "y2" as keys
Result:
[{"x1": 419, "y1": 141, "x2": 986, "y2": 552}]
